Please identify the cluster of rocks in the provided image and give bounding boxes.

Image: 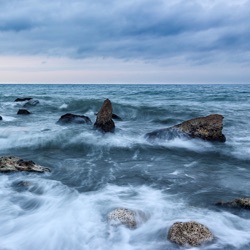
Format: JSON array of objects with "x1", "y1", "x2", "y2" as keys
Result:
[
  {"x1": 107, "y1": 207, "x2": 214, "y2": 247},
  {"x1": 14, "y1": 97, "x2": 40, "y2": 116}
]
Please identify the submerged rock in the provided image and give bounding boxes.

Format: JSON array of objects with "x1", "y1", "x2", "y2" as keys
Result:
[
  {"x1": 146, "y1": 114, "x2": 226, "y2": 142},
  {"x1": 107, "y1": 208, "x2": 146, "y2": 229},
  {"x1": 0, "y1": 156, "x2": 50, "y2": 173},
  {"x1": 216, "y1": 198, "x2": 250, "y2": 209},
  {"x1": 94, "y1": 99, "x2": 115, "y2": 133},
  {"x1": 57, "y1": 113, "x2": 92, "y2": 125},
  {"x1": 23, "y1": 99, "x2": 40, "y2": 107},
  {"x1": 15, "y1": 97, "x2": 33, "y2": 102},
  {"x1": 168, "y1": 221, "x2": 214, "y2": 246},
  {"x1": 17, "y1": 109, "x2": 31, "y2": 115},
  {"x1": 112, "y1": 114, "x2": 123, "y2": 121}
]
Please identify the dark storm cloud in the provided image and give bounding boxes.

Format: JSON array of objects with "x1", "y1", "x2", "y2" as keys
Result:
[{"x1": 0, "y1": 0, "x2": 249, "y2": 64}]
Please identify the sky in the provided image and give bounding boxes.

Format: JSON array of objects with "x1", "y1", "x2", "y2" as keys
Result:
[{"x1": 0, "y1": 0, "x2": 250, "y2": 84}]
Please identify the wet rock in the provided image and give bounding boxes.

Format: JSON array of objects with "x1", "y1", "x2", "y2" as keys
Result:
[
  {"x1": 168, "y1": 221, "x2": 214, "y2": 246},
  {"x1": 112, "y1": 114, "x2": 122, "y2": 121},
  {"x1": 216, "y1": 198, "x2": 250, "y2": 209},
  {"x1": 0, "y1": 156, "x2": 50, "y2": 173},
  {"x1": 94, "y1": 99, "x2": 115, "y2": 133},
  {"x1": 17, "y1": 109, "x2": 31, "y2": 115},
  {"x1": 15, "y1": 97, "x2": 33, "y2": 102},
  {"x1": 23, "y1": 99, "x2": 40, "y2": 107},
  {"x1": 146, "y1": 114, "x2": 226, "y2": 142},
  {"x1": 0, "y1": 115, "x2": 2, "y2": 121},
  {"x1": 57, "y1": 113, "x2": 92, "y2": 125},
  {"x1": 107, "y1": 208, "x2": 145, "y2": 229}
]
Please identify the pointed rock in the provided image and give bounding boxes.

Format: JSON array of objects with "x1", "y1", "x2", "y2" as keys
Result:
[{"x1": 94, "y1": 99, "x2": 115, "y2": 133}]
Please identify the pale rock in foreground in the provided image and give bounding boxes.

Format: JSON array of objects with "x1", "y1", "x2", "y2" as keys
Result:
[
  {"x1": 0, "y1": 156, "x2": 50, "y2": 173},
  {"x1": 168, "y1": 221, "x2": 214, "y2": 246},
  {"x1": 107, "y1": 208, "x2": 146, "y2": 229}
]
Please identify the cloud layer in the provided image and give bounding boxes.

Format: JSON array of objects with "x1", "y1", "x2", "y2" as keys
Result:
[{"x1": 1, "y1": 0, "x2": 250, "y2": 65}]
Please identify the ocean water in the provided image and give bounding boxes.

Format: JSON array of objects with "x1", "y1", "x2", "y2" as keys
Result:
[{"x1": 0, "y1": 84, "x2": 250, "y2": 250}]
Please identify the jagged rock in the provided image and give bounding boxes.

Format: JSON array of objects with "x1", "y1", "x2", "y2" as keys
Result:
[
  {"x1": 94, "y1": 99, "x2": 115, "y2": 133},
  {"x1": 57, "y1": 113, "x2": 92, "y2": 125},
  {"x1": 168, "y1": 221, "x2": 214, "y2": 246},
  {"x1": 23, "y1": 99, "x2": 40, "y2": 107},
  {"x1": 107, "y1": 208, "x2": 146, "y2": 229},
  {"x1": 0, "y1": 156, "x2": 50, "y2": 173},
  {"x1": 17, "y1": 109, "x2": 31, "y2": 115},
  {"x1": 15, "y1": 97, "x2": 33, "y2": 102},
  {"x1": 216, "y1": 198, "x2": 250, "y2": 209},
  {"x1": 0, "y1": 116, "x2": 2, "y2": 121},
  {"x1": 146, "y1": 114, "x2": 226, "y2": 142}
]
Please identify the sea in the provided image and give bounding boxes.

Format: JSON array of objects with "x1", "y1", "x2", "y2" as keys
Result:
[{"x1": 0, "y1": 84, "x2": 249, "y2": 250}]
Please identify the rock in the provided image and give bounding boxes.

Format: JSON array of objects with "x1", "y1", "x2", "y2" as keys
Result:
[
  {"x1": 23, "y1": 99, "x2": 40, "y2": 107},
  {"x1": 15, "y1": 97, "x2": 33, "y2": 102},
  {"x1": 168, "y1": 221, "x2": 214, "y2": 246},
  {"x1": 107, "y1": 208, "x2": 145, "y2": 229},
  {"x1": 94, "y1": 99, "x2": 115, "y2": 133},
  {"x1": 57, "y1": 113, "x2": 92, "y2": 125},
  {"x1": 0, "y1": 156, "x2": 50, "y2": 173},
  {"x1": 0, "y1": 116, "x2": 2, "y2": 121},
  {"x1": 17, "y1": 109, "x2": 31, "y2": 115},
  {"x1": 216, "y1": 198, "x2": 250, "y2": 209},
  {"x1": 146, "y1": 114, "x2": 226, "y2": 142},
  {"x1": 112, "y1": 114, "x2": 122, "y2": 121}
]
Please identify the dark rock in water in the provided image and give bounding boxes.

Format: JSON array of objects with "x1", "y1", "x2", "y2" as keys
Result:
[
  {"x1": 0, "y1": 116, "x2": 2, "y2": 121},
  {"x1": 23, "y1": 99, "x2": 40, "y2": 107},
  {"x1": 15, "y1": 97, "x2": 33, "y2": 102},
  {"x1": 107, "y1": 208, "x2": 146, "y2": 229},
  {"x1": 17, "y1": 109, "x2": 31, "y2": 115},
  {"x1": 57, "y1": 113, "x2": 92, "y2": 125},
  {"x1": 216, "y1": 198, "x2": 250, "y2": 209},
  {"x1": 146, "y1": 114, "x2": 226, "y2": 142},
  {"x1": 168, "y1": 221, "x2": 214, "y2": 246},
  {"x1": 94, "y1": 99, "x2": 115, "y2": 133},
  {"x1": 112, "y1": 114, "x2": 122, "y2": 121},
  {"x1": 0, "y1": 156, "x2": 50, "y2": 173}
]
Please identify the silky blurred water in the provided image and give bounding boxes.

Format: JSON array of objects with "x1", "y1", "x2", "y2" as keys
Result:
[{"x1": 0, "y1": 84, "x2": 250, "y2": 250}]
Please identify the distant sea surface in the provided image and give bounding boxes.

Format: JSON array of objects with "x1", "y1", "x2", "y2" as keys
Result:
[{"x1": 0, "y1": 84, "x2": 250, "y2": 250}]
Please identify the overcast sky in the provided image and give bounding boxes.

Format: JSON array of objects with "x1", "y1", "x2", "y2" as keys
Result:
[{"x1": 0, "y1": 0, "x2": 249, "y2": 84}]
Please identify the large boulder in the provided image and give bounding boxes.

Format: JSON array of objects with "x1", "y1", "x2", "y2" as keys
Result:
[
  {"x1": 0, "y1": 156, "x2": 50, "y2": 173},
  {"x1": 216, "y1": 198, "x2": 250, "y2": 209},
  {"x1": 107, "y1": 208, "x2": 146, "y2": 229},
  {"x1": 17, "y1": 109, "x2": 31, "y2": 115},
  {"x1": 168, "y1": 221, "x2": 214, "y2": 247},
  {"x1": 57, "y1": 113, "x2": 92, "y2": 125},
  {"x1": 146, "y1": 114, "x2": 226, "y2": 142},
  {"x1": 94, "y1": 99, "x2": 115, "y2": 133}
]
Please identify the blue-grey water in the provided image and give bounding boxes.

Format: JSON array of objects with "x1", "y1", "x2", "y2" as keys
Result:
[{"x1": 0, "y1": 84, "x2": 250, "y2": 250}]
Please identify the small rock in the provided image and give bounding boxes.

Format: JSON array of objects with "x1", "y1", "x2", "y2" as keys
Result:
[
  {"x1": 94, "y1": 99, "x2": 115, "y2": 133},
  {"x1": 168, "y1": 221, "x2": 214, "y2": 246},
  {"x1": 57, "y1": 113, "x2": 92, "y2": 125},
  {"x1": 0, "y1": 156, "x2": 50, "y2": 173},
  {"x1": 17, "y1": 109, "x2": 31, "y2": 115},
  {"x1": 112, "y1": 114, "x2": 122, "y2": 121},
  {"x1": 15, "y1": 97, "x2": 33, "y2": 102},
  {"x1": 216, "y1": 198, "x2": 250, "y2": 209},
  {"x1": 0, "y1": 116, "x2": 2, "y2": 121},
  {"x1": 107, "y1": 208, "x2": 145, "y2": 229}
]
